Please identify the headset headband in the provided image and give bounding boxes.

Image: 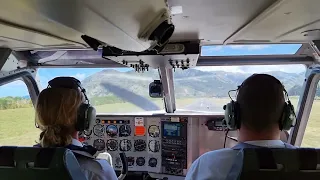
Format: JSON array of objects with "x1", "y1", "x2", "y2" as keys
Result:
[
  {"x1": 237, "y1": 74, "x2": 289, "y2": 100},
  {"x1": 48, "y1": 77, "x2": 89, "y2": 103},
  {"x1": 239, "y1": 74, "x2": 284, "y2": 90}
]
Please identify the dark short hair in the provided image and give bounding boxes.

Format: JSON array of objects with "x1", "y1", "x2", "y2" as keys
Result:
[{"x1": 236, "y1": 74, "x2": 285, "y2": 131}]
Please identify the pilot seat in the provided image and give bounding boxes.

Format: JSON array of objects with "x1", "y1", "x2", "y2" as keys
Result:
[
  {"x1": 0, "y1": 146, "x2": 87, "y2": 180},
  {"x1": 229, "y1": 147, "x2": 320, "y2": 180}
]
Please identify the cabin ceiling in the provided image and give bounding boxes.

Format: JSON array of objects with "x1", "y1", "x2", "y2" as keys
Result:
[{"x1": 0, "y1": 0, "x2": 319, "y2": 51}]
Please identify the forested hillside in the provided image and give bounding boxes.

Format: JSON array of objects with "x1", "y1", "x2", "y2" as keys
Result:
[{"x1": 82, "y1": 69, "x2": 305, "y2": 98}]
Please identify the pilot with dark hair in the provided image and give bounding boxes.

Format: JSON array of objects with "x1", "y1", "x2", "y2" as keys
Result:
[{"x1": 186, "y1": 74, "x2": 295, "y2": 180}]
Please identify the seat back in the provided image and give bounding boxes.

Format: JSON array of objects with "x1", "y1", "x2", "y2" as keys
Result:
[
  {"x1": 239, "y1": 148, "x2": 320, "y2": 180},
  {"x1": 0, "y1": 146, "x2": 87, "y2": 180}
]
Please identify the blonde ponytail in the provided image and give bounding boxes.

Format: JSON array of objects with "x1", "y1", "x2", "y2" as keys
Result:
[
  {"x1": 36, "y1": 88, "x2": 82, "y2": 147},
  {"x1": 40, "y1": 126, "x2": 73, "y2": 147}
]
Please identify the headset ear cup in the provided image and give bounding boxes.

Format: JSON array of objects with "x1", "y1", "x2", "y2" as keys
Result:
[
  {"x1": 76, "y1": 104, "x2": 90, "y2": 131},
  {"x1": 281, "y1": 103, "x2": 296, "y2": 131},
  {"x1": 235, "y1": 102, "x2": 241, "y2": 129},
  {"x1": 86, "y1": 106, "x2": 96, "y2": 130},
  {"x1": 224, "y1": 101, "x2": 238, "y2": 130}
]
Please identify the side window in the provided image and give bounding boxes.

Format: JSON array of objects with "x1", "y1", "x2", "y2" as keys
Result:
[
  {"x1": 301, "y1": 82, "x2": 320, "y2": 147},
  {"x1": 0, "y1": 80, "x2": 39, "y2": 146}
]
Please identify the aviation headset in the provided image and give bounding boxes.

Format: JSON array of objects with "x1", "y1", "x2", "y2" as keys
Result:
[
  {"x1": 223, "y1": 74, "x2": 296, "y2": 131},
  {"x1": 47, "y1": 77, "x2": 96, "y2": 131}
]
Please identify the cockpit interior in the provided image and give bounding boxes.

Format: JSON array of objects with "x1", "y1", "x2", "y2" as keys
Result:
[{"x1": 1, "y1": 0, "x2": 320, "y2": 179}]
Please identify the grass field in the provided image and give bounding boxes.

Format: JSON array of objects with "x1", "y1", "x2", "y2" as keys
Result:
[{"x1": 0, "y1": 97, "x2": 319, "y2": 147}]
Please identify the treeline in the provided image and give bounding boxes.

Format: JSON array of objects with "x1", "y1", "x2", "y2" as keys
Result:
[
  {"x1": 0, "y1": 97, "x2": 32, "y2": 110},
  {"x1": 0, "y1": 95, "x2": 127, "y2": 110}
]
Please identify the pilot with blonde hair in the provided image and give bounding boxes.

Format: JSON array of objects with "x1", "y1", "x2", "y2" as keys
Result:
[{"x1": 35, "y1": 77, "x2": 117, "y2": 180}]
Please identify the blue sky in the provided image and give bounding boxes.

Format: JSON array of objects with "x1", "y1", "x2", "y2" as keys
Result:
[
  {"x1": 201, "y1": 44, "x2": 302, "y2": 56},
  {"x1": 0, "y1": 44, "x2": 305, "y2": 97}
]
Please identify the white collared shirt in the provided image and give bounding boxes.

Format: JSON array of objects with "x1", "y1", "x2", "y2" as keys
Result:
[
  {"x1": 72, "y1": 138, "x2": 84, "y2": 147},
  {"x1": 185, "y1": 140, "x2": 286, "y2": 180},
  {"x1": 71, "y1": 139, "x2": 118, "y2": 180}
]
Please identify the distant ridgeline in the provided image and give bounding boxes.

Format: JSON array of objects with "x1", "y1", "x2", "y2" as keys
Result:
[{"x1": 81, "y1": 69, "x2": 307, "y2": 98}]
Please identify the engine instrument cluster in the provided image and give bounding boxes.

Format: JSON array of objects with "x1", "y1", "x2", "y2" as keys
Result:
[{"x1": 84, "y1": 116, "x2": 189, "y2": 176}]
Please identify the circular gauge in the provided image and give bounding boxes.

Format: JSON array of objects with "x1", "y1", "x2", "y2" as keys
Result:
[
  {"x1": 93, "y1": 139, "x2": 105, "y2": 151},
  {"x1": 106, "y1": 139, "x2": 118, "y2": 151},
  {"x1": 148, "y1": 140, "x2": 160, "y2": 152},
  {"x1": 119, "y1": 125, "x2": 131, "y2": 137},
  {"x1": 106, "y1": 125, "x2": 118, "y2": 137},
  {"x1": 84, "y1": 129, "x2": 92, "y2": 136},
  {"x1": 136, "y1": 157, "x2": 145, "y2": 166},
  {"x1": 119, "y1": 139, "x2": 132, "y2": 151},
  {"x1": 127, "y1": 157, "x2": 135, "y2": 166},
  {"x1": 93, "y1": 124, "x2": 104, "y2": 137},
  {"x1": 148, "y1": 125, "x2": 160, "y2": 137},
  {"x1": 148, "y1": 158, "x2": 157, "y2": 167},
  {"x1": 134, "y1": 139, "x2": 146, "y2": 151}
]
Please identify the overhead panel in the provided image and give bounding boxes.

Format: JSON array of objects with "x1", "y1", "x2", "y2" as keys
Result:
[
  {"x1": 16, "y1": 50, "x2": 124, "y2": 67},
  {"x1": 0, "y1": 0, "x2": 87, "y2": 50},
  {"x1": 0, "y1": 0, "x2": 170, "y2": 51},
  {"x1": 33, "y1": 0, "x2": 169, "y2": 52},
  {"x1": 228, "y1": 0, "x2": 320, "y2": 43},
  {"x1": 0, "y1": 0, "x2": 319, "y2": 51},
  {"x1": 0, "y1": 22, "x2": 84, "y2": 50},
  {"x1": 167, "y1": 0, "x2": 276, "y2": 44},
  {"x1": 102, "y1": 42, "x2": 200, "y2": 71}
]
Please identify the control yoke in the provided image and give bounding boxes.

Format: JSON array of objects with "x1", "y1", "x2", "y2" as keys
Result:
[{"x1": 118, "y1": 152, "x2": 128, "y2": 180}]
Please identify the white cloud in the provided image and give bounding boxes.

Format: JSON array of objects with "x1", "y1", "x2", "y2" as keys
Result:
[
  {"x1": 247, "y1": 45, "x2": 270, "y2": 50},
  {"x1": 1, "y1": 80, "x2": 27, "y2": 93},
  {"x1": 201, "y1": 46, "x2": 224, "y2": 56},
  {"x1": 229, "y1": 45, "x2": 246, "y2": 49},
  {"x1": 196, "y1": 65, "x2": 306, "y2": 74},
  {"x1": 8, "y1": 80, "x2": 25, "y2": 86},
  {"x1": 229, "y1": 45, "x2": 270, "y2": 50},
  {"x1": 196, "y1": 66, "x2": 246, "y2": 73},
  {"x1": 207, "y1": 46, "x2": 223, "y2": 51},
  {"x1": 73, "y1": 73, "x2": 87, "y2": 81}
]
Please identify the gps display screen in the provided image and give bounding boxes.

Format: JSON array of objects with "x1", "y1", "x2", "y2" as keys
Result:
[{"x1": 163, "y1": 123, "x2": 181, "y2": 137}]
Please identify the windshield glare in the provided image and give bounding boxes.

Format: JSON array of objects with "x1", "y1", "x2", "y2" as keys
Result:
[{"x1": 37, "y1": 68, "x2": 164, "y2": 113}]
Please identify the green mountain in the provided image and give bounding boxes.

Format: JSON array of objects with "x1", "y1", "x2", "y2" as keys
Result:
[{"x1": 81, "y1": 69, "x2": 306, "y2": 99}]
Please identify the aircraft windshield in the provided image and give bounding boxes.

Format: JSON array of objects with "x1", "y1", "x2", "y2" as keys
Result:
[
  {"x1": 37, "y1": 68, "x2": 165, "y2": 113},
  {"x1": 174, "y1": 64, "x2": 306, "y2": 113}
]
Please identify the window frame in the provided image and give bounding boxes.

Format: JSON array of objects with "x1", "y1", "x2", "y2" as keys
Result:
[
  {"x1": 290, "y1": 67, "x2": 320, "y2": 146},
  {"x1": 0, "y1": 69, "x2": 39, "y2": 107}
]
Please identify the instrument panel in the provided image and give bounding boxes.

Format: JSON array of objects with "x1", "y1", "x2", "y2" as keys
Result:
[
  {"x1": 85, "y1": 117, "x2": 163, "y2": 173},
  {"x1": 82, "y1": 114, "x2": 228, "y2": 178}
]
